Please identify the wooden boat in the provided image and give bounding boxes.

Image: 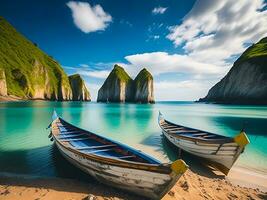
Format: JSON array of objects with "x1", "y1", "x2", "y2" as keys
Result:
[
  {"x1": 158, "y1": 112, "x2": 249, "y2": 175},
  {"x1": 48, "y1": 111, "x2": 188, "y2": 199}
]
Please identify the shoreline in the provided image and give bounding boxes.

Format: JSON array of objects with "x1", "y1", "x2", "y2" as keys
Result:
[
  {"x1": 227, "y1": 166, "x2": 267, "y2": 193},
  {"x1": 0, "y1": 167, "x2": 266, "y2": 200}
]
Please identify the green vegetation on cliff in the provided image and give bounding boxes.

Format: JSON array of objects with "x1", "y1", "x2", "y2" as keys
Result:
[
  {"x1": 97, "y1": 64, "x2": 133, "y2": 102},
  {"x1": 237, "y1": 37, "x2": 267, "y2": 63},
  {"x1": 0, "y1": 17, "x2": 71, "y2": 99},
  {"x1": 134, "y1": 68, "x2": 153, "y2": 89},
  {"x1": 97, "y1": 65, "x2": 155, "y2": 103},
  {"x1": 105, "y1": 64, "x2": 132, "y2": 84}
]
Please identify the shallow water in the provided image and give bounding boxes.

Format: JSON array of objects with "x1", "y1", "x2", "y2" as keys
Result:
[{"x1": 0, "y1": 101, "x2": 266, "y2": 178}]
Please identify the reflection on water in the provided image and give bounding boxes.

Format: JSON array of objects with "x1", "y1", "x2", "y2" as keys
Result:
[{"x1": 0, "y1": 101, "x2": 267, "y2": 178}]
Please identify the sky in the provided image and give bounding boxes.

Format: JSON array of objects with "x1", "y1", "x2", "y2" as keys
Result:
[{"x1": 1, "y1": 0, "x2": 267, "y2": 101}]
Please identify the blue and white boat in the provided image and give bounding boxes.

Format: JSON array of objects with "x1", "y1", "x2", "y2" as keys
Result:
[{"x1": 48, "y1": 111, "x2": 188, "y2": 199}]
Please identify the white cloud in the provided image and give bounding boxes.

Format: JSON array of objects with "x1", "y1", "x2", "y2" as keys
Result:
[
  {"x1": 124, "y1": 52, "x2": 228, "y2": 77},
  {"x1": 85, "y1": 83, "x2": 101, "y2": 100},
  {"x1": 154, "y1": 80, "x2": 215, "y2": 100},
  {"x1": 78, "y1": 70, "x2": 110, "y2": 79},
  {"x1": 152, "y1": 7, "x2": 168, "y2": 15},
  {"x1": 67, "y1": 1, "x2": 112, "y2": 33},
  {"x1": 167, "y1": 0, "x2": 267, "y2": 65}
]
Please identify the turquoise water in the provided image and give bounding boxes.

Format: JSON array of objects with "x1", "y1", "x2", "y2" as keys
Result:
[{"x1": 0, "y1": 101, "x2": 266, "y2": 178}]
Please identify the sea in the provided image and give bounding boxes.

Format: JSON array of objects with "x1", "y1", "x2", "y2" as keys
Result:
[{"x1": 0, "y1": 101, "x2": 266, "y2": 180}]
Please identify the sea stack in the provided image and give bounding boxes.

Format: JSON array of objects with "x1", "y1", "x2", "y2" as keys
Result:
[
  {"x1": 0, "y1": 17, "x2": 89, "y2": 101},
  {"x1": 133, "y1": 68, "x2": 155, "y2": 103},
  {"x1": 69, "y1": 74, "x2": 91, "y2": 101},
  {"x1": 97, "y1": 64, "x2": 133, "y2": 102},
  {"x1": 97, "y1": 65, "x2": 155, "y2": 103},
  {"x1": 199, "y1": 37, "x2": 267, "y2": 105}
]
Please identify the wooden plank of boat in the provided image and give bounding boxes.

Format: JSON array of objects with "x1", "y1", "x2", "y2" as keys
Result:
[
  {"x1": 48, "y1": 111, "x2": 188, "y2": 199},
  {"x1": 158, "y1": 111, "x2": 250, "y2": 175},
  {"x1": 57, "y1": 133, "x2": 86, "y2": 139},
  {"x1": 59, "y1": 137, "x2": 91, "y2": 142},
  {"x1": 76, "y1": 144, "x2": 117, "y2": 150}
]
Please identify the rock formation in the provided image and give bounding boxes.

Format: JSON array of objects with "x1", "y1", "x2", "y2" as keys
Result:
[
  {"x1": 69, "y1": 74, "x2": 91, "y2": 101},
  {"x1": 97, "y1": 65, "x2": 133, "y2": 102},
  {"x1": 199, "y1": 37, "x2": 267, "y2": 104},
  {"x1": 0, "y1": 17, "x2": 89, "y2": 101},
  {"x1": 0, "y1": 68, "x2": 7, "y2": 96},
  {"x1": 97, "y1": 65, "x2": 155, "y2": 103},
  {"x1": 133, "y1": 68, "x2": 154, "y2": 103}
]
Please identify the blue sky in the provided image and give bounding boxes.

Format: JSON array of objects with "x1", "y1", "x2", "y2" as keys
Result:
[{"x1": 1, "y1": 0, "x2": 267, "y2": 100}]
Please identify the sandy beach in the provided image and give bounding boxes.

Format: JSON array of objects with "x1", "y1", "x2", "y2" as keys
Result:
[{"x1": 0, "y1": 168, "x2": 266, "y2": 200}]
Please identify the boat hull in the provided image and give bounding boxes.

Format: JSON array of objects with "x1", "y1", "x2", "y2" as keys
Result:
[
  {"x1": 55, "y1": 140, "x2": 182, "y2": 199},
  {"x1": 162, "y1": 130, "x2": 244, "y2": 174},
  {"x1": 158, "y1": 112, "x2": 249, "y2": 175}
]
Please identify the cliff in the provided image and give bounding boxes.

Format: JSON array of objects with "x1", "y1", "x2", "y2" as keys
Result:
[
  {"x1": 199, "y1": 37, "x2": 267, "y2": 104},
  {"x1": 133, "y1": 68, "x2": 155, "y2": 103},
  {"x1": 97, "y1": 65, "x2": 133, "y2": 102},
  {"x1": 68, "y1": 74, "x2": 91, "y2": 101},
  {"x1": 0, "y1": 17, "x2": 89, "y2": 101},
  {"x1": 97, "y1": 65, "x2": 155, "y2": 103},
  {"x1": 0, "y1": 68, "x2": 7, "y2": 96}
]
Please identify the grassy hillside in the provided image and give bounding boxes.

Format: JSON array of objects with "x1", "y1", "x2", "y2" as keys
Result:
[
  {"x1": 237, "y1": 37, "x2": 267, "y2": 63},
  {"x1": 0, "y1": 17, "x2": 71, "y2": 99}
]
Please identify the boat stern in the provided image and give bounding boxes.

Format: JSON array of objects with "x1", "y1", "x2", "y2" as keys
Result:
[
  {"x1": 171, "y1": 159, "x2": 188, "y2": 175},
  {"x1": 234, "y1": 131, "x2": 250, "y2": 148},
  {"x1": 157, "y1": 159, "x2": 188, "y2": 199}
]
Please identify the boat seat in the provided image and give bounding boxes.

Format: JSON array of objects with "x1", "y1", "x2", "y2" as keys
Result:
[
  {"x1": 118, "y1": 155, "x2": 135, "y2": 159},
  {"x1": 85, "y1": 148, "x2": 114, "y2": 154},
  {"x1": 59, "y1": 127, "x2": 77, "y2": 131},
  {"x1": 163, "y1": 125, "x2": 180, "y2": 128},
  {"x1": 59, "y1": 131, "x2": 82, "y2": 135},
  {"x1": 189, "y1": 133, "x2": 208, "y2": 137},
  {"x1": 203, "y1": 135, "x2": 225, "y2": 139},
  {"x1": 176, "y1": 131, "x2": 201, "y2": 135},
  {"x1": 59, "y1": 137, "x2": 90, "y2": 142},
  {"x1": 175, "y1": 130, "x2": 200, "y2": 134},
  {"x1": 57, "y1": 133, "x2": 86, "y2": 139},
  {"x1": 70, "y1": 140, "x2": 103, "y2": 148},
  {"x1": 166, "y1": 127, "x2": 184, "y2": 131},
  {"x1": 91, "y1": 154, "x2": 136, "y2": 161},
  {"x1": 76, "y1": 144, "x2": 116, "y2": 150},
  {"x1": 165, "y1": 128, "x2": 184, "y2": 132},
  {"x1": 59, "y1": 127, "x2": 68, "y2": 132}
]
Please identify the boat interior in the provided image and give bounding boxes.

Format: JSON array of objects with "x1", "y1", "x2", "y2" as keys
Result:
[
  {"x1": 160, "y1": 119, "x2": 233, "y2": 142},
  {"x1": 53, "y1": 118, "x2": 160, "y2": 165}
]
